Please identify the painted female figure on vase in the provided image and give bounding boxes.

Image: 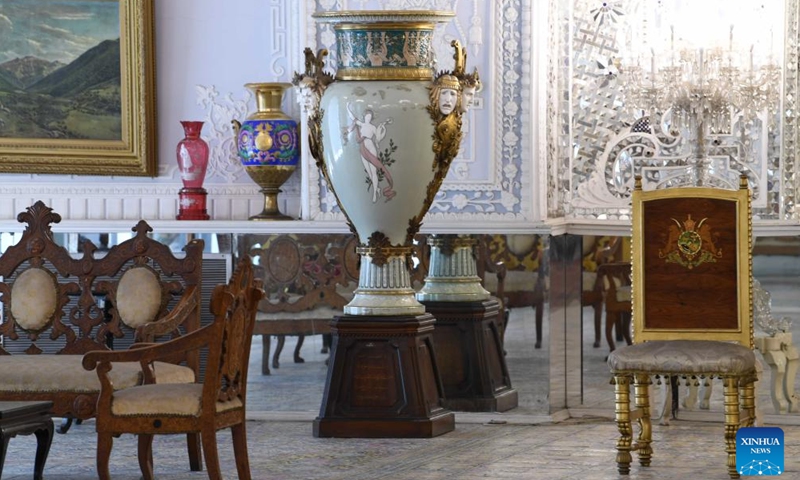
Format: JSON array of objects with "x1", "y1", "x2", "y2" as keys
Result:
[{"x1": 344, "y1": 103, "x2": 397, "y2": 203}]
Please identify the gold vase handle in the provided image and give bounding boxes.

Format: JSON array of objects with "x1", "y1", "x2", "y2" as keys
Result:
[{"x1": 231, "y1": 119, "x2": 241, "y2": 141}]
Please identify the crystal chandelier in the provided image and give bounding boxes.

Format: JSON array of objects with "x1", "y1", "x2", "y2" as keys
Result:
[{"x1": 623, "y1": 26, "x2": 780, "y2": 186}]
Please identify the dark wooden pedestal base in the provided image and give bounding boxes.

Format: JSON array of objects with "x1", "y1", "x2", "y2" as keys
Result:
[
  {"x1": 421, "y1": 298, "x2": 518, "y2": 412},
  {"x1": 313, "y1": 313, "x2": 455, "y2": 438}
]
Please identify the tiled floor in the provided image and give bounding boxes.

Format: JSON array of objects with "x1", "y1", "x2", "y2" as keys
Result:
[{"x1": 3, "y1": 414, "x2": 798, "y2": 479}]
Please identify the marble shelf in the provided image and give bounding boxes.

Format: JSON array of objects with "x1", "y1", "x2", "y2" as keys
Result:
[{"x1": 0, "y1": 216, "x2": 796, "y2": 237}]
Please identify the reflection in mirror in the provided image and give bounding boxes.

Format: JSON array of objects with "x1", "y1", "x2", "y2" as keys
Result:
[
  {"x1": 581, "y1": 235, "x2": 628, "y2": 409},
  {"x1": 237, "y1": 233, "x2": 551, "y2": 415},
  {"x1": 484, "y1": 234, "x2": 550, "y2": 414},
  {"x1": 752, "y1": 236, "x2": 800, "y2": 416}
]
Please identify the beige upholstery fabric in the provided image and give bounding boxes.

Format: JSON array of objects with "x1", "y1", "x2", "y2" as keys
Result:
[
  {"x1": 583, "y1": 272, "x2": 597, "y2": 292},
  {"x1": 0, "y1": 356, "x2": 194, "y2": 393},
  {"x1": 11, "y1": 268, "x2": 57, "y2": 331},
  {"x1": 111, "y1": 383, "x2": 243, "y2": 416},
  {"x1": 616, "y1": 285, "x2": 631, "y2": 302},
  {"x1": 607, "y1": 340, "x2": 755, "y2": 375},
  {"x1": 152, "y1": 362, "x2": 196, "y2": 384},
  {"x1": 117, "y1": 267, "x2": 162, "y2": 328}
]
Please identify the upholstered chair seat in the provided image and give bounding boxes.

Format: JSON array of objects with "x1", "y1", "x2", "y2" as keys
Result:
[
  {"x1": 111, "y1": 383, "x2": 242, "y2": 416},
  {"x1": 607, "y1": 340, "x2": 756, "y2": 375}
]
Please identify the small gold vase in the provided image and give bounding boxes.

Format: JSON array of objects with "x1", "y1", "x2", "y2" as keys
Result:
[{"x1": 232, "y1": 82, "x2": 299, "y2": 221}]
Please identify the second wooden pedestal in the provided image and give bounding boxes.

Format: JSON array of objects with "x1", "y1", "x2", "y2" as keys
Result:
[{"x1": 421, "y1": 298, "x2": 518, "y2": 412}]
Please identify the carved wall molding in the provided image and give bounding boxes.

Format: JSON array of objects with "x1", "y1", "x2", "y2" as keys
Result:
[
  {"x1": 0, "y1": 183, "x2": 265, "y2": 221},
  {"x1": 557, "y1": 0, "x2": 793, "y2": 222}
]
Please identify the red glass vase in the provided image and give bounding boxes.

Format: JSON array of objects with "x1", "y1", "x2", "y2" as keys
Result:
[{"x1": 176, "y1": 121, "x2": 210, "y2": 220}]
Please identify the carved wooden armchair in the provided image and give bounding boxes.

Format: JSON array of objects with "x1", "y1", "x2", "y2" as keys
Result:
[
  {"x1": 583, "y1": 236, "x2": 623, "y2": 348},
  {"x1": 83, "y1": 257, "x2": 264, "y2": 480},
  {"x1": 597, "y1": 262, "x2": 632, "y2": 352},
  {"x1": 607, "y1": 177, "x2": 756, "y2": 479}
]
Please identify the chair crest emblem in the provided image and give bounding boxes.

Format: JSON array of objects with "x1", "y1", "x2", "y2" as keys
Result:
[{"x1": 658, "y1": 214, "x2": 722, "y2": 269}]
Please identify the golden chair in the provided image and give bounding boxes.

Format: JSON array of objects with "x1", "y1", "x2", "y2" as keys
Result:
[
  {"x1": 607, "y1": 176, "x2": 756, "y2": 479},
  {"x1": 83, "y1": 257, "x2": 264, "y2": 480}
]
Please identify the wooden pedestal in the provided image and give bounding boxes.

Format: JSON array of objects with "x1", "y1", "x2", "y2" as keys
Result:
[
  {"x1": 421, "y1": 298, "x2": 518, "y2": 412},
  {"x1": 313, "y1": 313, "x2": 455, "y2": 438}
]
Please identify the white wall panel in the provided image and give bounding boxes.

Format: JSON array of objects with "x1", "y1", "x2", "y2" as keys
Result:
[{"x1": 0, "y1": 0, "x2": 535, "y2": 227}]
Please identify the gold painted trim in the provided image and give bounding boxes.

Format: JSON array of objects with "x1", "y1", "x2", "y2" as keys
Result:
[
  {"x1": 350, "y1": 289, "x2": 417, "y2": 296},
  {"x1": 334, "y1": 22, "x2": 435, "y2": 31},
  {"x1": 336, "y1": 67, "x2": 433, "y2": 81},
  {"x1": 427, "y1": 236, "x2": 478, "y2": 247},
  {"x1": 356, "y1": 245, "x2": 414, "y2": 257},
  {"x1": 631, "y1": 179, "x2": 753, "y2": 348},
  {"x1": 0, "y1": 0, "x2": 157, "y2": 176},
  {"x1": 313, "y1": 10, "x2": 455, "y2": 21},
  {"x1": 245, "y1": 165, "x2": 295, "y2": 171}
]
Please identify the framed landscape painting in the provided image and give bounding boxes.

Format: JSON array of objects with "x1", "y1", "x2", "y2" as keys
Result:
[{"x1": 0, "y1": 0, "x2": 156, "y2": 176}]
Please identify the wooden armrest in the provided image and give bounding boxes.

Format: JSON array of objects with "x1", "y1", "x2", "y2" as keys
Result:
[
  {"x1": 83, "y1": 319, "x2": 219, "y2": 373},
  {"x1": 135, "y1": 285, "x2": 201, "y2": 342},
  {"x1": 597, "y1": 262, "x2": 632, "y2": 295}
]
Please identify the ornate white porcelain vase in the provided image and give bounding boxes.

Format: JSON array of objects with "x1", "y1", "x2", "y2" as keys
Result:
[{"x1": 294, "y1": 10, "x2": 480, "y2": 316}]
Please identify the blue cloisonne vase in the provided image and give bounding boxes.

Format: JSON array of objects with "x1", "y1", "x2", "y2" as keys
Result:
[{"x1": 232, "y1": 82, "x2": 299, "y2": 220}]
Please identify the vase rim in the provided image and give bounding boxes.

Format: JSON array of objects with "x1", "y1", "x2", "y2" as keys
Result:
[
  {"x1": 244, "y1": 82, "x2": 293, "y2": 91},
  {"x1": 312, "y1": 10, "x2": 455, "y2": 24}
]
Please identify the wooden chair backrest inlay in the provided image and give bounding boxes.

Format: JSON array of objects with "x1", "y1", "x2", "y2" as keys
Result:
[{"x1": 632, "y1": 183, "x2": 752, "y2": 348}]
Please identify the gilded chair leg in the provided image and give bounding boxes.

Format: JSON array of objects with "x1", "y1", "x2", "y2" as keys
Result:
[
  {"x1": 741, "y1": 380, "x2": 756, "y2": 427},
  {"x1": 231, "y1": 422, "x2": 252, "y2": 480},
  {"x1": 614, "y1": 374, "x2": 633, "y2": 474},
  {"x1": 634, "y1": 374, "x2": 653, "y2": 467},
  {"x1": 723, "y1": 377, "x2": 741, "y2": 479},
  {"x1": 96, "y1": 432, "x2": 113, "y2": 480},
  {"x1": 138, "y1": 434, "x2": 154, "y2": 480},
  {"x1": 201, "y1": 427, "x2": 223, "y2": 480},
  {"x1": 187, "y1": 432, "x2": 203, "y2": 471}
]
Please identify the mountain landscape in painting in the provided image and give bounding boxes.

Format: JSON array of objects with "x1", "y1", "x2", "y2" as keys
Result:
[{"x1": 0, "y1": 38, "x2": 121, "y2": 140}]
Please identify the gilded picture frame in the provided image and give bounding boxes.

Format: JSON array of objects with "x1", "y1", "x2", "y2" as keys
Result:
[{"x1": 0, "y1": 0, "x2": 156, "y2": 176}]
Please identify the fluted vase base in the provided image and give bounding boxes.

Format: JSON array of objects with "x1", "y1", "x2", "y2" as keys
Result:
[
  {"x1": 415, "y1": 280, "x2": 490, "y2": 303},
  {"x1": 344, "y1": 247, "x2": 424, "y2": 316},
  {"x1": 416, "y1": 235, "x2": 490, "y2": 303},
  {"x1": 344, "y1": 291, "x2": 425, "y2": 316}
]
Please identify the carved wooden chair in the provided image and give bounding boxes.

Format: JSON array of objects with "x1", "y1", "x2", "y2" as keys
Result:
[
  {"x1": 480, "y1": 235, "x2": 543, "y2": 348},
  {"x1": 583, "y1": 236, "x2": 623, "y2": 348},
  {"x1": 607, "y1": 177, "x2": 756, "y2": 479},
  {"x1": 597, "y1": 262, "x2": 633, "y2": 352},
  {"x1": 83, "y1": 257, "x2": 264, "y2": 480}
]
